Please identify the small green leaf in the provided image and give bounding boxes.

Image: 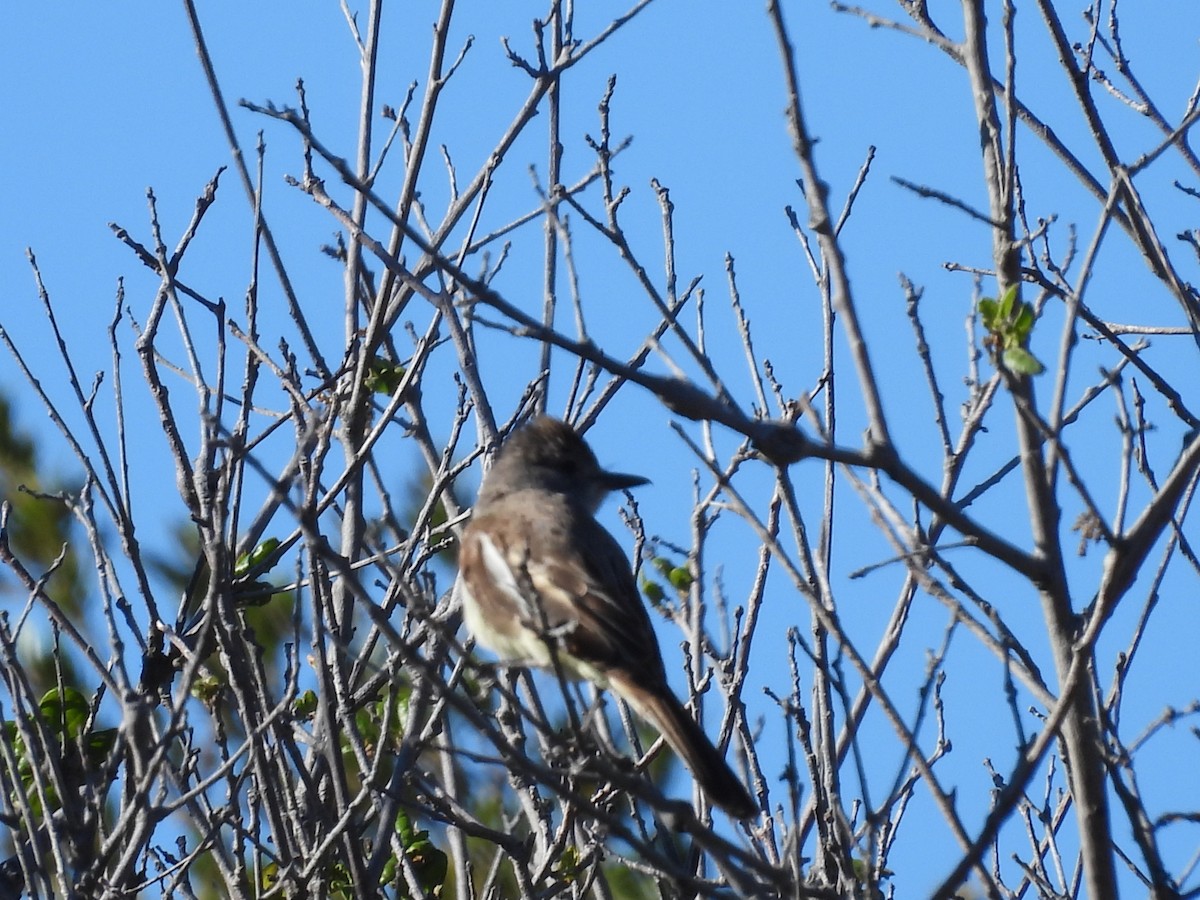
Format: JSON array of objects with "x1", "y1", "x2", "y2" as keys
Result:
[
  {"x1": 327, "y1": 860, "x2": 353, "y2": 896},
  {"x1": 1003, "y1": 346, "x2": 1045, "y2": 375},
  {"x1": 1013, "y1": 302, "x2": 1035, "y2": 339},
  {"x1": 364, "y1": 357, "x2": 407, "y2": 396},
  {"x1": 192, "y1": 674, "x2": 224, "y2": 706},
  {"x1": 851, "y1": 857, "x2": 869, "y2": 882},
  {"x1": 394, "y1": 809, "x2": 414, "y2": 842},
  {"x1": 651, "y1": 556, "x2": 674, "y2": 578},
  {"x1": 294, "y1": 690, "x2": 318, "y2": 721},
  {"x1": 40, "y1": 687, "x2": 90, "y2": 741},
  {"x1": 979, "y1": 285, "x2": 1043, "y2": 377},
  {"x1": 640, "y1": 577, "x2": 665, "y2": 606},
  {"x1": 235, "y1": 537, "x2": 280, "y2": 577},
  {"x1": 667, "y1": 566, "x2": 693, "y2": 591},
  {"x1": 405, "y1": 836, "x2": 448, "y2": 895},
  {"x1": 996, "y1": 284, "x2": 1018, "y2": 320},
  {"x1": 392, "y1": 811, "x2": 448, "y2": 897},
  {"x1": 978, "y1": 297, "x2": 998, "y2": 329},
  {"x1": 553, "y1": 845, "x2": 584, "y2": 883},
  {"x1": 380, "y1": 853, "x2": 398, "y2": 887}
]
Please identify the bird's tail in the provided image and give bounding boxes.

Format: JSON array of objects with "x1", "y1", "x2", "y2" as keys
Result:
[{"x1": 614, "y1": 677, "x2": 757, "y2": 820}]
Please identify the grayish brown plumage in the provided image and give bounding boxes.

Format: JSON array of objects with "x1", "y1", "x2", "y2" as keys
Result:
[{"x1": 457, "y1": 416, "x2": 756, "y2": 819}]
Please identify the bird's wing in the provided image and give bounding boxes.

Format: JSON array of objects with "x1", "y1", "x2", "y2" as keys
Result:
[
  {"x1": 524, "y1": 510, "x2": 668, "y2": 685},
  {"x1": 464, "y1": 491, "x2": 668, "y2": 684}
]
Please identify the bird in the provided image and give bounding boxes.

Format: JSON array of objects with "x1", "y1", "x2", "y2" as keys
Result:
[{"x1": 456, "y1": 415, "x2": 756, "y2": 819}]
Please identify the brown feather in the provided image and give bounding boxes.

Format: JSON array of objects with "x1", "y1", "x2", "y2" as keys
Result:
[{"x1": 458, "y1": 417, "x2": 757, "y2": 818}]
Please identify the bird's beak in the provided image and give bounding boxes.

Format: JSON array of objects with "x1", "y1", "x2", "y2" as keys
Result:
[{"x1": 599, "y1": 470, "x2": 650, "y2": 491}]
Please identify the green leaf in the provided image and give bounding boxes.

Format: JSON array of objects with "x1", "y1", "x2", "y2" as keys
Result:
[
  {"x1": 395, "y1": 809, "x2": 416, "y2": 842},
  {"x1": 640, "y1": 576, "x2": 665, "y2": 606},
  {"x1": 192, "y1": 674, "x2": 224, "y2": 706},
  {"x1": 651, "y1": 556, "x2": 674, "y2": 577},
  {"x1": 553, "y1": 845, "x2": 584, "y2": 883},
  {"x1": 293, "y1": 690, "x2": 318, "y2": 721},
  {"x1": 40, "y1": 687, "x2": 90, "y2": 741},
  {"x1": 979, "y1": 285, "x2": 1043, "y2": 377},
  {"x1": 1013, "y1": 302, "x2": 1035, "y2": 340},
  {"x1": 327, "y1": 860, "x2": 353, "y2": 896},
  {"x1": 996, "y1": 284, "x2": 1017, "y2": 320},
  {"x1": 235, "y1": 537, "x2": 280, "y2": 577},
  {"x1": 380, "y1": 853, "x2": 398, "y2": 887},
  {"x1": 851, "y1": 857, "x2": 869, "y2": 882},
  {"x1": 260, "y1": 862, "x2": 280, "y2": 890},
  {"x1": 648, "y1": 554, "x2": 693, "y2": 594},
  {"x1": 667, "y1": 566, "x2": 693, "y2": 591},
  {"x1": 364, "y1": 357, "x2": 407, "y2": 396},
  {"x1": 978, "y1": 297, "x2": 998, "y2": 329},
  {"x1": 392, "y1": 811, "x2": 448, "y2": 897},
  {"x1": 404, "y1": 836, "x2": 448, "y2": 896},
  {"x1": 1003, "y1": 346, "x2": 1046, "y2": 375}
]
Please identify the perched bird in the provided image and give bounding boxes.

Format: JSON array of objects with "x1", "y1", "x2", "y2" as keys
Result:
[{"x1": 457, "y1": 415, "x2": 755, "y2": 819}]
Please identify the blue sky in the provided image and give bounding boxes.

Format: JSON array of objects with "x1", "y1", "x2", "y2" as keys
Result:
[{"x1": 3, "y1": 2, "x2": 1200, "y2": 896}]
